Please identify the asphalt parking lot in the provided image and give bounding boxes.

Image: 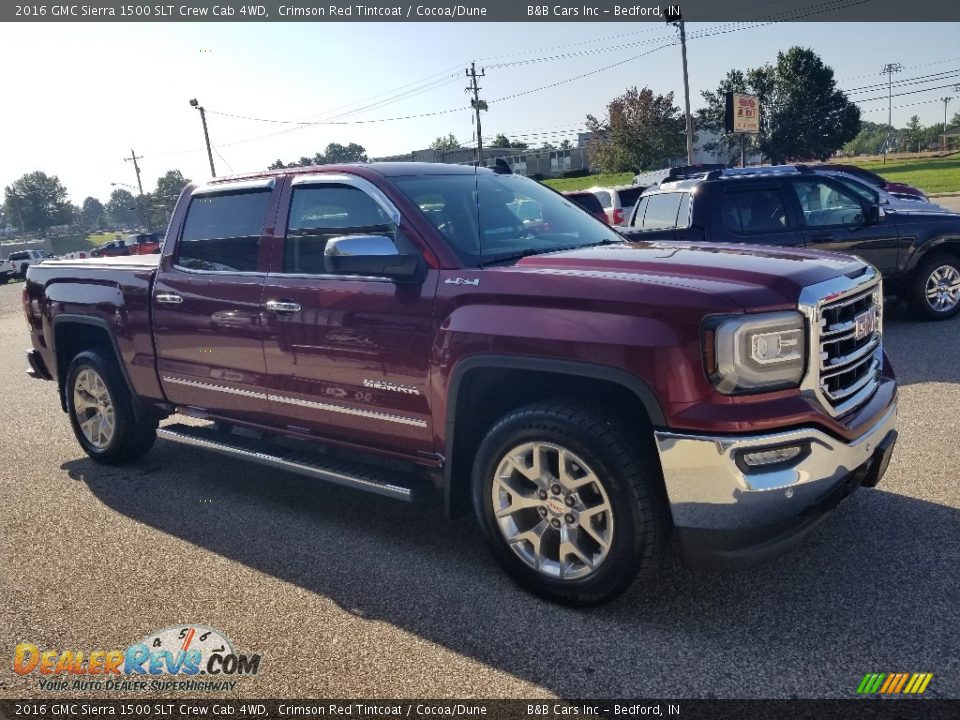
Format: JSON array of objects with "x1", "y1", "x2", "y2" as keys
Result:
[{"x1": 0, "y1": 276, "x2": 957, "y2": 700}]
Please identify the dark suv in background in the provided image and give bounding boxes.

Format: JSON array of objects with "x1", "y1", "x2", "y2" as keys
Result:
[{"x1": 622, "y1": 166, "x2": 960, "y2": 320}]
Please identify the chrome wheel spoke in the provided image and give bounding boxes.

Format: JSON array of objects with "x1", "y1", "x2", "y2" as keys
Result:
[{"x1": 507, "y1": 520, "x2": 551, "y2": 570}]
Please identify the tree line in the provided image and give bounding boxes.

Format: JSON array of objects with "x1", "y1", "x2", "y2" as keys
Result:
[{"x1": 3, "y1": 169, "x2": 190, "y2": 237}]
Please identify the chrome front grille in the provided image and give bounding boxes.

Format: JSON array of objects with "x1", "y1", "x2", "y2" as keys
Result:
[{"x1": 815, "y1": 280, "x2": 883, "y2": 415}]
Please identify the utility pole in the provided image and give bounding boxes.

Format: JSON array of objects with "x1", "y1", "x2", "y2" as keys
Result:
[
  {"x1": 881, "y1": 62, "x2": 902, "y2": 164},
  {"x1": 466, "y1": 62, "x2": 487, "y2": 166},
  {"x1": 668, "y1": 9, "x2": 694, "y2": 165},
  {"x1": 942, "y1": 95, "x2": 955, "y2": 153},
  {"x1": 124, "y1": 148, "x2": 151, "y2": 232},
  {"x1": 189, "y1": 98, "x2": 217, "y2": 177}
]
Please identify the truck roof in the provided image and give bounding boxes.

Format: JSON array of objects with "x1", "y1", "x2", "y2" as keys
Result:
[{"x1": 200, "y1": 161, "x2": 493, "y2": 187}]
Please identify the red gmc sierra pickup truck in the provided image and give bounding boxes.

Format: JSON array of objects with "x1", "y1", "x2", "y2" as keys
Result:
[{"x1": 22, "y1": 162, "x2": 898, "y2": 605}]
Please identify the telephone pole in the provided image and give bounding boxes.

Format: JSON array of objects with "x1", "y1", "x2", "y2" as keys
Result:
[
  {"x1": 668, "y1": 9, "x2": 694, "y2": 164},
  {"x1": 124, "y1": 148, "x2": 151, "y2": 232},
  {"x1": 881, "y1": 62, "x2": 902, "y2": 164},
  {"x1": 466, "y1": 62, "x2": 487, "y2": 166}
]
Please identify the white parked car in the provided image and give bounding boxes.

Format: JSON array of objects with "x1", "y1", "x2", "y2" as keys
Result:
[{"x1": 6, "y1": 249, "x2": 55, "y2": 279}]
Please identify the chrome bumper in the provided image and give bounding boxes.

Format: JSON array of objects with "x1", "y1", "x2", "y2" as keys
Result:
[{"x1": 654, "y1": 403, "x2": 898, "y2": 566}]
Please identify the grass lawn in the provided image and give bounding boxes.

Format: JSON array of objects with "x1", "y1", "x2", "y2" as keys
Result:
[
  {"x1": 541, "y1": 154, "x2": 960, "y2": 195},
  {"x1": 88, "y1": 231, "x2": 121, "y2": 245},
  {"x1": 836, "y1": 156, "x2": 960, "y2": 195},
  {"x1": 49, "y1": 234, "x2": 96, "y2": 255},
  {"x1": 544, "y1": 172, "x2": 633, "y2": 192}
]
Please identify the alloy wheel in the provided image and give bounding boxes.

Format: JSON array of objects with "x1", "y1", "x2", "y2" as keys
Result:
[{"x1": 73, "y1": 368, "x2": 116, "y2": 449}]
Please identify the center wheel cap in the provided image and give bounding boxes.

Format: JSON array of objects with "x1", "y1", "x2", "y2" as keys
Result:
[{"x1": 545, "y1": 497, "x2": 567, "y2": 516}]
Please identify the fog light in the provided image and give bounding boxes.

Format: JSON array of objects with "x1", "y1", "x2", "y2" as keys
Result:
[{"x1": 742, "y1": 445, "x2": 802, "y2": 467}]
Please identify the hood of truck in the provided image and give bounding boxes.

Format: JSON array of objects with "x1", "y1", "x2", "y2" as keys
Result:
[{"x1": 492, "y1": 240, "x2": 868, "y2": 311}]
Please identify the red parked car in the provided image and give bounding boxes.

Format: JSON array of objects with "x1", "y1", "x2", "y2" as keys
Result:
[
  {"x1": 562, "y1": 190, "x2": 607, "y2": 223},
  {"x1": 808, "y1": 164, "x2": 928, "y2": 202}
]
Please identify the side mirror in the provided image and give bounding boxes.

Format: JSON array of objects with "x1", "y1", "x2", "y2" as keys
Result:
[
  {"x1": 864, "y1": 203, "x2": 882, "y2": 225},
  {"x1": 324, "y1": 235, "x2": 424, "y2": 283}
]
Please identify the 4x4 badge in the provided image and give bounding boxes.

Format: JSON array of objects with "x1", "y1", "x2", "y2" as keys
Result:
[{"x1": 445, "y1": 278, "x2": 479, "y2": 286}]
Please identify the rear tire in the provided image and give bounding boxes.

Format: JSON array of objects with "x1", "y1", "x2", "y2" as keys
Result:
[
  {"x1": 472, "y1": 401, "x2": 668, "y2": 606},
  {"x1": 909, "y1": 253, "x2": 960, "y2": 320},
  {"x1": 65, "y1": 350, "x2": 157, "y2": 464}
]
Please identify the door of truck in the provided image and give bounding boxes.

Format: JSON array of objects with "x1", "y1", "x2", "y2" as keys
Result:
[
  {"x1": 259, "y1": 174, "x2": 438, "y2": 459},
  {"x1": 152, "y1": 179, "x2": 279, "y2": 427},
  {"x1": 784, "y1": 175, "x2": 904, "y2": 274},
  {"x1": 711, "y1": 182, "x2": 808, "y2": 247}
]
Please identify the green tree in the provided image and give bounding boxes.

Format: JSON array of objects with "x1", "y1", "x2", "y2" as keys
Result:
[
  {"x1": 585, "y1": 86, "x2": 686, "y2": 172},
  {"x1": 106, "y1": 188, "x2": 137, "y2": 228},
  {"x1": 904, "y1": 115, "x2": 924, "y2": 152},
  {"x1": 489, "y1": 134, "x2": 528, "y2": 150},
  {"x1": 430, "y1": 133, "x2": 461, "y2": 151},
  {"x1": 79, "y1": 197, "x2": 106, "y2": 231},
  {"x1": 559, "y1": 139, "x2": 573, "y2": 150},
  {"x1": 3, "y1": 171, "x2": 73, "y2": 236},
  {"x1": 842, "y1": 120, "x2": 889, "y2": 155},
  {"x1": 153, "y1": 170, "x2": 190, "y2": 216},
  {"x1": 322, "y1": 142, "x2": 367, "y2": 163},
  {"x1": 699, "y1": 48, "x2": 859, "y2": 163}
]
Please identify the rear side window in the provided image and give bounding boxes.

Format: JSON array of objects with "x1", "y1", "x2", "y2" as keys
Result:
[
  {"x1": 641, "y1": 192, "x2": 684, "y2": 229},
  {"x1": 721, "y1": 188, "x2": 789, "y2": 234},
  {"x1": 10, "y1": 252, "x2": 28, "y2": 261},
  {"x1": 594, "y1": 191, "x2": 612, "y2": 208},
  {"x1": 178, "y1": 190, "x2": 272, "y2": 272},
  {"x1": 284, "y1": 184, "x2": 400, "y2": 274}
]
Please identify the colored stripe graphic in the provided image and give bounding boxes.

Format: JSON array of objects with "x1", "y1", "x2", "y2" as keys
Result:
[{"x1": 858, "y1": 672, "x2": 933, "y2": 694}]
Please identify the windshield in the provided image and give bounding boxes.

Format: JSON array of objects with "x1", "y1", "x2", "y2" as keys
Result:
[
  {"x1": 392, "y1": 172, "x2": 621, "y2": 266},
  {"x1": 831, "y1": 174, "x2": 881, "y2": 204}
]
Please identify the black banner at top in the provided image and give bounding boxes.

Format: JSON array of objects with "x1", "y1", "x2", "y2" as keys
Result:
[{"x1": 3, "y1": 0, "x2": 960, "y2": 22}]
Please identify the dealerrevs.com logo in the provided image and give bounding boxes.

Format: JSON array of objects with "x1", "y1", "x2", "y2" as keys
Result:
[{"x1": 13, "y1": 625, "x2": 261, "y2": 692}]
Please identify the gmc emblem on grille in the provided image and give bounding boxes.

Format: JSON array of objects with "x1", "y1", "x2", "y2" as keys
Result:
[{"x1": 854, "y1": 307, "x2": 878, "y2": 341}]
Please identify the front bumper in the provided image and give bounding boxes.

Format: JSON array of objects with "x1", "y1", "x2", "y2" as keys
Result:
[{"x1": 654, "y1": 403, "x2": 898, "y2": 568}]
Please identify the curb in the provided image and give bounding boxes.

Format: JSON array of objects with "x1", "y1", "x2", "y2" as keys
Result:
[{"x1": 928, "y1": 192, "x2": 960, "y2": 198}]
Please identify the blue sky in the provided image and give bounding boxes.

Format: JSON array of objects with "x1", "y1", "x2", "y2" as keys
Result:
[{"x1": 1, "y1": 21, "x2": 957, "y2": 203}]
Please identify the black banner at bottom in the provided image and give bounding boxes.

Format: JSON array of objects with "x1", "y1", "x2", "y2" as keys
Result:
[{"x1": 1, "y1": 700, "x2": 958, "y2": 720}]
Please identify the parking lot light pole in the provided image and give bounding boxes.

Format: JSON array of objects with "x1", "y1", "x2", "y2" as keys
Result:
[
  {"x1": 190, "y1": 98, "x2": 217, "y2": 178},
  {"x1": 668, "y1": 9, "x2": 694, "y2": 165}
]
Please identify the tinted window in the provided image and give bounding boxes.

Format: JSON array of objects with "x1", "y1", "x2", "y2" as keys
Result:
[
  {"x1": 9, "y1": 252, "x2": 28, "y2": 261},
  {"x1": 642, "y1": 192, "x2": 683, "y2": 229},
  {"x1": 721, "y1": 189, "x2": 789, "y2": 234},
  {"x1": 790, "y1": 179, "x2": 864, "y2": 227},
  {"x1": 566, "y1": 193, "x2": 604, "y2": 216},
  {"x1": 283, "y1": 184, "x2": 399, "y2": 274},
  {"x1": 179, "y1": 191, "x2": 271, "y2": 272},
  {"x1": 630, "y1": 197, "x2": 650, "y2": 227}
]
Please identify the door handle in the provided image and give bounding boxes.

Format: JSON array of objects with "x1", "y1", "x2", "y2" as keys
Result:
[
  {"x1": 263, "y1": 300, "x2": 302, "y2": 314},
  {"x1": 155, "y1": 293, "x2": 183, "y2": 305}
]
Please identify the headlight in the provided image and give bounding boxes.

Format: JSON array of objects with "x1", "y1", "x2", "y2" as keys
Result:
[{"x1": 704, "y1": 311, "x2": 806, "y2": 394}]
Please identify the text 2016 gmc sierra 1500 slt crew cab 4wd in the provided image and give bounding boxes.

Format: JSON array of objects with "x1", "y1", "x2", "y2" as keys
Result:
[
  {"x1": 23, "y1": 163, "x2": 898, "y2": 605},
  {"x1": 622, "y1": 165, "x2": 960, "y2": 320}
]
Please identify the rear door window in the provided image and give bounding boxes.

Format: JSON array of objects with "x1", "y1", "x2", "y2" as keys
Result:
[
  {"x1": 721, "y1": 188, "x2": 790, "y2": 234},
  {"x1": 641, "y1": 192, "x2": 684, "y2": 229},
  {"x1": 178, "y1": 190, "x2": 272, "y2": 272}
]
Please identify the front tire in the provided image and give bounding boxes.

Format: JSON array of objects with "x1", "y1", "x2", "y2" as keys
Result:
[
  {"x1": 472, "y1": 402, "x2": 668, "y2": 606},
  {"x1": 65, "y1": 350, "x2": 157, "y2": 464},
  {"x1": 910, "y1": 254, "x2": 960, "y2": 320}
]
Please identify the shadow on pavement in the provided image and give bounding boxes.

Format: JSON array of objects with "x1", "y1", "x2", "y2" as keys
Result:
[
  {"x1": 881, "y1": 299, "x2": 960, "y2": 386},
  {"x1": 61, "y1": 442, "x2": 960, "y2": 698}
]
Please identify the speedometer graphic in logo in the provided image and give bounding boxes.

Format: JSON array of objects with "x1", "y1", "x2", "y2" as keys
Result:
[{"x1": 138, "y1": 625, "x2": 234, "y2": 674}]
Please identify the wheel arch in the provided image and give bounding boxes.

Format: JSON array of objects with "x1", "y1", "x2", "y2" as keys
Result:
[
  {"x1": 52, "y1": 315, "x2": 135, "y2": 413},
  {"x1": 905, "y1": 236, "x2": 960, "y2": 274},
  {"x1": 443, "y1": 355, "x2": 666, "y2": 518}
]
